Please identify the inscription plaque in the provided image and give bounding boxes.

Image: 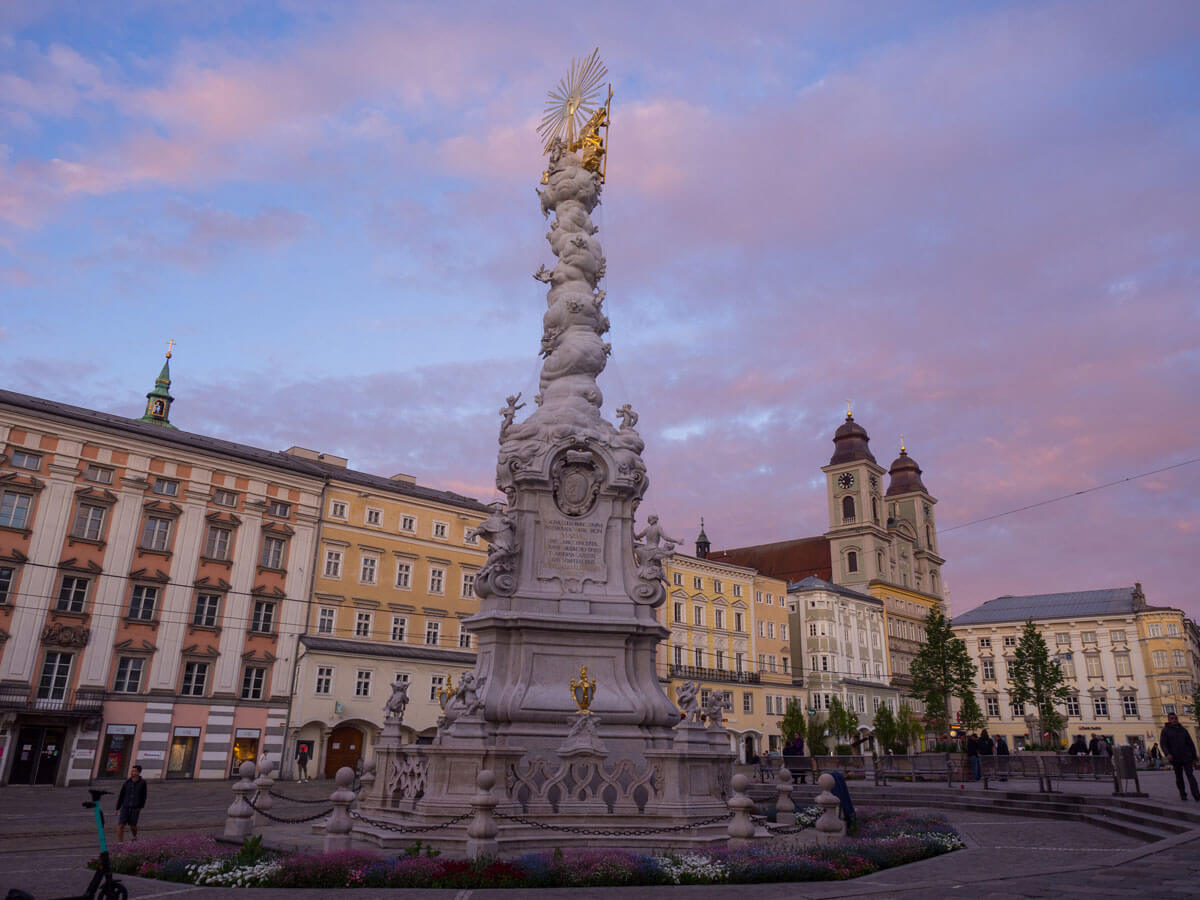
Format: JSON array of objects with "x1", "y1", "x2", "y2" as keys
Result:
[{"x1": 539, "y1": 516, "x2": 606, "y2": 580}]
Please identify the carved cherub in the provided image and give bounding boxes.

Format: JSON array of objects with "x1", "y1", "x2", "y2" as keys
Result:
[
  {"x1": 468, "y1": 508, "x2": 518, "y2": 557},
  {"x1": 499, "y1": 393, "x2": 525, "y2": 436},
  {"x1": 676, "y1": 680, "x2": 702, "y2": 723},
  {"x1": 635, "y1": 515, "x2": 680, "y2": 550},
  {"x1": 384, "y1": 678, "x2": 410, "y2": 724},
  {"x1": 704, "y1": 690, "x2": 727, "y2": 727},
  {"x1": 616, "y1": 404, "x2": 638, "y2": 430},
  {"x1": 455, "y1": 671, "x2": 487, "y2": 718},
  {"x1": 533, "y1": 264, "x2": 554, "y2": 283}
]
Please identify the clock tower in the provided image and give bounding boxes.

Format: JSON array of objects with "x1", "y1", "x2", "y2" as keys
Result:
[
  {"x1": 821, "y1": 412, "x2": 888, "y2": 589},
  {"x1": 884, "y1": 443, "x2": 944, "y2": 599}
]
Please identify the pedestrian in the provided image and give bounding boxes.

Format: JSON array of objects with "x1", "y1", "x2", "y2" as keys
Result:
[
  {"x1": 295, "y1": 742, "x2": 310, "y2": 783},
  {"x1": 1160, "y1": 712, "x2": 1200, "y2": 802},
  {"x1": 1149, "y1": 742, "x2": 1162, "y2": 770},
  {"x1": 966, "y1": 733, "x2": 981, "y2": 781},
  {"x1": 115, "y1": 764, "x2": 147, "y2": 842},
  {"x1": 995, "y1": 735, "x2": 1010, "y2": 781},
  {"x1": 1068, "y1": 735, "x2": 1088, "y2": 755},
  {"x1": 1088, "y1": 735, "x2": 1102, "y2": 756}
]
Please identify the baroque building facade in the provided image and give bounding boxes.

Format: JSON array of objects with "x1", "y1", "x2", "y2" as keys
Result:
[
  {"x1": 0, "y1": 367, "x2": 324, "y2": 785},
  {"x1": 951, "y1": 586, "x2": 1196, "y2": 750}
]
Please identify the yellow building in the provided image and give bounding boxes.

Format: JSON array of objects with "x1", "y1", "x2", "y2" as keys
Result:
[
  {"x1": 660, "y1": 538, "x2": 796, "y2": 762},
  {"x1": 286, "y1": 449, "x2": 489, "y2": 778},
  {"x1": 1136, "y1": 598, "x2": 1197, "y2": 735}
]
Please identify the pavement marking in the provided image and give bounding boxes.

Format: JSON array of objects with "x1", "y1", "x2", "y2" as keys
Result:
[{"x1": 132, "y1": 887, "x2": 204, "y2": 898}]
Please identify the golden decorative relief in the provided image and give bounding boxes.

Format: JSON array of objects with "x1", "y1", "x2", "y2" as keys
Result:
[
  {"x1": 570, "y1": 664, "x2": 596, "y2": 714},
  {"x1": 539, "y1": 49, "x2": 612, "y2": 184}
]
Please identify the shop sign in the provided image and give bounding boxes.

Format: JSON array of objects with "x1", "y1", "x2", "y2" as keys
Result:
[
  {"x1": 139, "y1": 750, "x2": 165, "y2": 760},
  {"x1": 74, "y1": 748, "x2": 96, "y2": 759},
  {"x1": 106, "y1": 724, "x2": 136, "y2": 735},
  {"x1": 173, "y1": 727, "x2": 201, "y2": 737},
  {"x1": 235, "y1": 728, "x2": 261, "y2": 739}
]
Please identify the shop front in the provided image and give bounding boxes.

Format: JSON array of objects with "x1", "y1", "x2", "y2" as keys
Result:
[
  {"x1": 166, "y1": 726, "x2": 201, "y2": 778},
  {"x1": 8, "y1": 724, "x2": 67, "y2": 785},
  {"x1": 98, "y1": 724, "x2": 137, "y2": 779},
  {"x1": 230, "y1": 728, "x2": 261, "y2": 776}
]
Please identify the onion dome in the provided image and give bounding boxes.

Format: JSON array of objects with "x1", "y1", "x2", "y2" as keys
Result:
[
  {"x1": 885, "y1": 445, "x2": 927, "y2": 496},
  {"x1": 829, "y1": 413, "x2": 877, "y2": 465}
]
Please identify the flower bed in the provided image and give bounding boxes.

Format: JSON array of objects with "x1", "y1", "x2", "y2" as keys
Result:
[{"x1": 100, "y1": 809, "x2": 963, "y2": 889}]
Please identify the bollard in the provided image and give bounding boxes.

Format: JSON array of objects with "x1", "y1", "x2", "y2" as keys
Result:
[
  {"x1": 323, "y1": 766, "x2": 356, "y2": 852},
  {"x1": 224, "y1": 760, "x2": 257, "y2": 839},
  {"x1": 357, "y1": 759, "x2": 376, "y2": 808},
  {"x1": 814, "y1": 773, "x2": 845, "y2": 845},
  {"x1": 775, "y1": 764, "x2": 795, "y2": 818},
  {"x1": 252, "y1": 758, "x2": 276, "y2": 829},
  {"x1": 726, "y1": 773, "x2": 756, "y2": 846},
  {"x1": 466, "y1": 769, "x2": 499, "y2": 860}
]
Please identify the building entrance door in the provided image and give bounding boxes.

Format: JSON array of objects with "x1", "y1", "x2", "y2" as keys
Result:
[
  {"x1": 324, "y1": 725, "x2": 362, "y2": 778},
  {"x1": 8, "y1": 725, "x2": 67, "y2": 785}
]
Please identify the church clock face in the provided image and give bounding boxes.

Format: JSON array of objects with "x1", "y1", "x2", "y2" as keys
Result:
[{"x1": 836, "y1": 472, "x2": 854, "y2": 490}]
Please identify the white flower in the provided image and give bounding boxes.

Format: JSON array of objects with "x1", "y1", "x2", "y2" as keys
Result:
[{"x1": 653, "y1": 853, "x2": 730, "y2": 884}]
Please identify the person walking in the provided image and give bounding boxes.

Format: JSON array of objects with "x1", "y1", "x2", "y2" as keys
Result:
[
  {"x1": 1160, "y1": 712, "x2": 1200, "y2": 802},
  {"x1": 995, "y1": 734, "x2": 1010, "y2": 781},
  {"x1": 295, "y1": 742, "x2": 310, "y2": 783},
  {"x1": 966, "y1": 733, "x2": 981, "y2": 781},
  {"x1": 115, "y1": 764, "x2": 147, "y2": 842},
  {"x1": 1149, "y1": 742, "x2": 1162, "y2": 770},
  {"x1": 1068, "y1": 735, "x2": 1088, "y2": 755}
]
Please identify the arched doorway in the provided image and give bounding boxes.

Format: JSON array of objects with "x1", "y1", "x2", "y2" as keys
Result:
[
  {"x1": 743, "y1": 734, "x2": 757, "y2": 762},
  {"x1": 324, "y1": 724, "x2": 363, "y2": 778}
]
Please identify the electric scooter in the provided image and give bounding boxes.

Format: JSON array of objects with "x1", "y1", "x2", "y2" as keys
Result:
[{"x1": 4, "y1": 788, "x2": 128, "y2": 900}]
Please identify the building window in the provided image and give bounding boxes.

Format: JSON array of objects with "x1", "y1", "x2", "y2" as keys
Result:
[
  {"x1": 396, "y1": 562, "x2": 412, "y2": 589},
  {"x1": 694, "y1": 606, "x2": 705, "y2": 626},
  {"x1": 213, "y1": 489, "x2": 238, "y2": 507},
  {"x1": 1080, "y1": 630, "x2": 1096, "y2": 644},
  {"x1": 767, "y1": 622, "x2": 775, "y2": 639},
  {"x1": 1066, "y1": 695, "x2": 1081, "y2": 717},
  {"x1": 241, "y1": 666, "x2": 266, "y2": 700},
  {"x1": 981, "y1": 659, "x2": 995, "y2": 680},
  {"x1": 978, "y1": 637, "x2": 991, "y2": 648},
  {"x1": 72, "y1": 503, "x2": 106, "y2": 540},
  {"x1": 713, "y1": 579, "x2": 723, "y2": 594},
  {"x1": 735, "y1": 652, "x2": 744, "y2": 672},
  {"x1": 56, "y1": 576, "x2": 90, "y2": 613},
  {"x1": 315, "y1": 666, "x2": 333, "y2": 695},
  {"x1": 360, "y1": 556, "x2": 378, "y2": 584},
  {"x1": 354, "y1": 669, "x2": 372, "y2": 698},
  {"x1": 1110, "y1": 629, "x2": 1126, "y2": 643},
  {"x1": 846, "y1": 551, "x2": 858, "y2": 574},
  {"x1": 0, "y1": 565, "x2": 14, "y2": 604},
  {"x1": 1092, "y1": 695, "x2": 1109, "y2": 717},
  {"x1": 192, "y1": 593, "x2": 220, "y2": 627},
  {"x1": 672, "y1": 572, "x2": 682, "y2": 586},
  {"x1": 462, "y1": 573, "x2": 476, "y2": 598},
  {"x1": 985, "y1": 696, "x2": 1000, "y2": 717},
  {"x1": 715, "y1": 649, "x2": 725, "y2": 669},
  {"x1": 765, "y1": 695, "x2": 774, "y2": 715},
  {"x1": 1165, "y1": 703, "x2": 1177, "y2": 715},
  {"x1": 464, "y1": 528, "x2": 479, "y2": 545},
  {"x1": 1180, "y1": 679, "x2": 1192, "y2": 695},
  {"x1": 1086, "y1": 655, "x2": 1104, "y2": 678},
  {"x1": 84, "y1": 464, "x2": 113, "y2": 484},
  {"x1": 266, "y1": 500, "x2": 290, "y2": 518},
  {"x1": 1010, "y1": 700, "x2": 1025, "y2": 717},
  {"x1": 37, "y1": 651, "x2": 72, "y2": 700},
  {"x1": 365, "y1": 507, "x2": 382, "y2": 526},
  {"x1": 1160, "y1": 680, "x2": 1175, "y2": 696},
  {"x1": 693, "y1": 576, "x2": 703, "y2": 590},
  {"x1": 323, "y1": 549, "x2": 342, "y2": 577},
  {"x1": 743, "y1": 692, "x2": 753, "y2": 713},
  {"x1": 1121, "y1": 695, "x2": 1138, "y2": 718},
  {"x1": 1115, "y1": 654, "x2": 1132, "y2": 678},
  {"x1": 204, "y1": 525, "x2": 232, "y2": 560},
  {"x1": 401, "y1": 515, "x2": 416, "y2": 532},
  {"x1": 673, "y1": 602, "x2": 683, "y2": 623},
  {"x1": 1003, "y1": 636, "x2": 1017, "y2": 648},
  {"x1": 459, "y1": 628, "x2": 472, "y2": 649},
  {"x1": 318, "y1": 607, "x2": 335, "y2": 634},
  {"x1": 11, "y1": 449, "x2": 41, "y2": 470},
  {"x1": 433, "y1": 521, "x2": 448, "y2": 539},
  {"x1": 673, "y1": 645, "x2": 683, "y2": 667},
  {"x1": 714, "y1": 609, "x2": 724, "y2": 630},
  {"x1": 1173, "y1": 650, "x2": 1186, "y2": 668},
  {"x1": 1167, "y1": 623, "x2": 1180, "y2": 636},
  {"x1": 1152, "y1": 650, "x2": 1168, "y2": 669},
  {"x1": 0, "y1": 490, "x2": 33, "y2": 530},
  {"x1": 329, "y1": 500, "x2": 348, "y2": 519},
  {"x1": 140, "y1": 516, "x2": 172, "y2": 551},
  {"x1": 429, "y1": 675, "x2": 445, "y2": 702},
  {"x1": 694, "y1": 647, "x2": 704, "y2": 667},
  {"x1": 113, "y1": 656, "x2": 143, "y2": 694},
  {"x1": 128, "y1": 585, "x2": 158, "y2": 621},
  {"x1": 1055, "y1": 632, "x2": 1070, "y2": 645},
  {"x1": 151, "y1": 478, "x2": 179, "y2": 497},
  {"x1": 355, "y1": 611, "x2": 372, "y2": 637},
  {"x1": 250, "y1": 600, "x2": 275, "y2": 634},
  {"x1": 1148, "y1": 623, "x2": 1163, "y2": 637},
  {"x1": 757, "y1": 620, "x2": 765, "y2": 638},
  {"x1": 734, "y1": 612, "x2": 744, "y2": 633},
  {"x1": 842, "y1": 495, "x2": 856, "y2": 522},
  {"x1": 181, "y1": 661, "x2": 209, "y2": 696},
  {"x1": 429, "y1": 567, "x2": 445, "y2": 594},
  {"x1": 732, "y1": 585, "x2": 743, "y2": 598},
  {"x1": 425, "y1": 620, "x2": 440, "y2": 645},
  {"x1": 259, "y1": 536, "x2": 286, "y2": 569}
]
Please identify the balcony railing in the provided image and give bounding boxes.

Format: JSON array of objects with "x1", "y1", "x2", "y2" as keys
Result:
[
  {"x1": 0, "y1": 684, "x2": 105, "y2": 714},
  {"x1": 668, "y1": 664, "x2": 761, "y2": 684}
]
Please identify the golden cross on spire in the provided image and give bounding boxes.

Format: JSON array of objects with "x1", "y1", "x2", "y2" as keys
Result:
[
  {"x1": 846, "y1": 398, "x2": 853, "y2": 418},
  {"x1": 900, "y1": 433, "x2": 906, "y2": 453},
  {"x1": 165, "y1": 338, "x2": 176, "y2": 359}
]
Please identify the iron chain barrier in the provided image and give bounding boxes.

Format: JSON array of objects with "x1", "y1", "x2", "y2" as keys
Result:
[
  {"x1": 348, "y1": 809, "x2": 474, "y2": 834},
  {"x1": 245, "y1": 796, "x2": 333, "y2": 824},
  {"x1": 492, "y1": 810, "x2": 733, "y2": 837},
  {"x1": 266, "y1": 787, "x2": 335, "y2": 805}
]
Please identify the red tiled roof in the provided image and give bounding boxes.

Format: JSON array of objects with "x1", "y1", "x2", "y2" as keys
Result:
[{"x1": 709, "y1": 536, "x2": 832, "y2": 583}]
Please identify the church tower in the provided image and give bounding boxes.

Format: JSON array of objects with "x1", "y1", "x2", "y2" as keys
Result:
[
  {"x1": 139, "y1": 342, "x2": 177, "y2": 429},
  {"x1": 821, "y1": 411, "x2": 889, "y2": 589},
  {"x1": 695, "y1": 518, "x2": 710, "y2": 559},
  {"x1": 884, "y1": 442, "x2": 944, "y2": 599}
]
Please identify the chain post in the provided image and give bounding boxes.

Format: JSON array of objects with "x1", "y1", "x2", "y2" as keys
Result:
[
  {"x1": 224, "y1": 760, "x2": 257, "y2": 840},
  {"x1": 775, "y1": 764, "x2": 795, "y2": 818},
  {"x1": 357, "y1": 758, "x2": 376, "y2": 809},
  {"x1": 466, "y1": 769, "x2": 499, "y2": 860},
  {"x1": 324, "y1": 766, "x2": 356, "y2": 852},
  {"x1": 814, "y1": 773, "x2": 845, "y2": 845},
  {"x1": 252, "y1": 758, "x2": 276, "y2": 829},
  {"x1": 726, "y1": 773, "x2": 756, "y2": 846}
]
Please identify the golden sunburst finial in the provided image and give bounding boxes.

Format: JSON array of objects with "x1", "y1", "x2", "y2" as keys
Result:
[
  {"x1": 538, "y1": 49, "x2": 609, "y2": 153},
  {"x1": 165, "y1": 338, "x2": 176, "y2": 359}
]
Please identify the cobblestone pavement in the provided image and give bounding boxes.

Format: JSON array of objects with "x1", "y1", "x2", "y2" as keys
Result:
[{"x1": 2, "y1": 771, "x2": 1199, "y2": 898}]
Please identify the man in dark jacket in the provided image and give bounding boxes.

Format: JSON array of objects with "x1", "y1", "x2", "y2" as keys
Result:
[
  {"x1": 1068, "y1": 736, "x2": 1088, "y2": 755},
  {"x1": 966, "y1": 733, "x2": 981, "y2": 781},
  {"x1": 1160, "y1": 712, "x2": 1200, "y2": 802},
  {"x1": 116, "y1": 764, "x2": 147, "y2": 842}
]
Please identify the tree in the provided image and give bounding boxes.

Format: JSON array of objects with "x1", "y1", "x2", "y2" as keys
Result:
[
  {"x1": 805, "y1": 710, "x2": 829, "y2": 756},
  {"x1": 826, "y1": 696, "x2": 859, "y2": 745},
  {"x1": 958, "y1": 691, "x2": 986, "y2": 733},
  {"x1": 896, "y1": 703, "x2": 924, "y2": 753},
  {"x1": 1007, "y1": 620, "x2": 1070, "y2": 742},
  {"x1": 779, "y1": 699, "x2": 805, "y2": 744},
  {"x1": 908, "y1": 607, "x2": 977, "y2": 736},
  {"x1": 872, "y1": 703, "x2": 899, "y2": 753}
]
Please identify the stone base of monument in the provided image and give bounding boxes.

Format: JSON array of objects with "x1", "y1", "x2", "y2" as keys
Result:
[{"x1": 353, "y1": 732, "x2": 738, "y2": 855}]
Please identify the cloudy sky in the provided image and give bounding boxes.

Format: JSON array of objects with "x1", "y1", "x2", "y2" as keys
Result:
[{"x1": 2, "y1": 1, "x2": 1198, "y2": 618}]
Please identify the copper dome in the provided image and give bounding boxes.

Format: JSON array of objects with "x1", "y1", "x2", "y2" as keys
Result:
[
  {"x1": 829, "y1": 414, "x2": 877, "y2": 465},
  {"x1": 885, "y1": 448, "x2": 927, "y2": 496}
]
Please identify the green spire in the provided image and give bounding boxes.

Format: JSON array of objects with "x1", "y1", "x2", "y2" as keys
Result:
[{"x1": 139, "y1": 341, "x2": 177, "y2": 428}]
